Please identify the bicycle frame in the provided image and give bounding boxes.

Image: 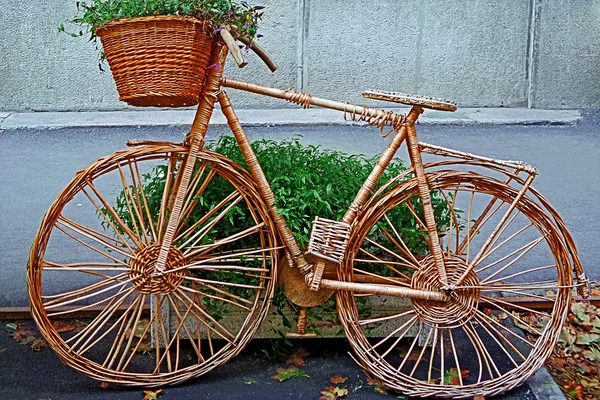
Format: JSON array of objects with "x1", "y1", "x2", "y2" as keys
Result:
[{"x1": 154, "y1": 44, "x2": 588, "y2": 308}]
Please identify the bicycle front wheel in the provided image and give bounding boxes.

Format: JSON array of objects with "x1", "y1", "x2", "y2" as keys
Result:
[
  {"x1": 337, "y1": 170, "x2": 572, "y2": 398},
  {"x1": 28, "y1": 144, "x2": 278, "y2": 386}
]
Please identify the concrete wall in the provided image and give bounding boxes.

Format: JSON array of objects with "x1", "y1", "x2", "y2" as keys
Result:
[{"x1": 1, "y1": 0, "x2": 599, "y2": 111}]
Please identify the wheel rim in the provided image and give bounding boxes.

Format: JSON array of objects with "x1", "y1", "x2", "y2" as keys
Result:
[
  {"x1": 337, "y1": 171, "x2": 572, "y2": 398},
  {"x1": 28, "y1": 145, "x2": 278, "y2": 386}
]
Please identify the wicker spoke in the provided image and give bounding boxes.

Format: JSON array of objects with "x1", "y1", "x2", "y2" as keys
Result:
[
  {"x1": 478, "y1": 236, "x2": 546, "y2": 282},
  {"x1": 369, "y1": 314, "x2": 418, "y2": 357},
  {"x1": 57, "y1": 216, "x2": 133, "y2": 259},
  {"x1": 465, "y1": 191, "x2": 475, "y2": 263},
  {"x1": 186, "y1": 247, "x2": 281, "y2": 270},
  {"x1": 84, "y1": 180, "x2": 144, "y2": 247},
  {"x1": 476, "y1": 222, "x2": 534, "y2": 268},
  {"x1": 456, "y1": 197, "x2": 504, "y2": 256},
  {"x1": 79, "y1": 187, "x2": 138, "y2": 253},
  {"x1": 403, "y1": 201, "x2": 433, "y2": 251},
  {"x1": 363, "y1": 238, "x2": 417, "y2": 277},
  {"x1": 165, "y1": 294, "x2": 204, "y2": 369},
  {"x1": 447, "y1": 329, "x2": 464, "y2": 386},
  {"x1": 43, "y1": 262, "x2": 129, "y2": 272},
  {"x1": 117, "y1": 162, "x2": 149, "y2": 244},
  {"x1": 184, "y1": 222, "x2": 266, "y2": 259},
  {"x1": 382, "y1": 213, "x2": 422, "y2": 267},
  {"x1": 483, "y1": 264, "x2": 556, "y2": 286},
  {"x1": 474, "y1": 312, "x2": 526, "y2": 365},
  {"x1": 48, "y1": 285, "x2": 133, "y2": 318},
  {"x1": 179, "y1": 284, "x2": 252, "y2": 311},
  {"x1": 191, "y1": 285, "x2": 207, "y2": 363},
  {"x1": 151, "y1": 293, "x2": 194, "y2": 373},
  {"x1": 394, "y1": 323, "x2": 421, "y2": 374},
  {"x1": 74, "y1": 289, "x2": 139, "y2": 356},
  {"x1": 157, "y1": 156, "x2": 179, "y2": 241},
  {"x1": 153, "y1": 294, "x2": 172, "y2": 373},
  {"x1": 178, "y1": 191, "x2": 242, "y2": 250},
  {"x1": 475, "y1": 308, "x2": 535, "y2": 348},
  {"x1": 131, "y1": 158, "x2": 158, "y2": 242},
  {"x1": 440, "y1": 190, "x2": 460, "y2": 255},
  {"x1": 480, "y1": 295, "x2": 553, "y2": 317},
  {"x1": 467, "y1": 321, "x2": 501, "y2": 380},
  {"x1": 44, "y1": 277, "x2": 133, "y2": 310},
  {"x1": 172, "y1": 289, "x2": 235, "y2": 342},
  {"x1": 427, "y1": 326, "x2": 439, "y2": 385},
  {"x1": 438, "y1": 328, "x2": 445, "y2": 386},
  {"x1": 459, "y1": 324, "x2": 484, "y2": 383},
  {"x1": 352, "y1": 267, "x2": 411, "y2": 287},
  {"x1": 120, "y1": 301, "x2": 159, "y2": 372},
  {"x1": 409, "y1": 324, "x2": 434, "y2": 378},
  {"x1": 176, "y1": 165, "x2": 215, "y2": 236},
  {"x1": 183, "y1": 275, "x2": 263, "y2": 290},
  {"x1": 191, "y1": 264, "x2": 270, "y2": 274},
  {"x1": 485, "y1": 288, "x2": 557, "y2": 305},
  {"x1": 54, "y1": 224, "x2": 130, "y2": 267},
  {"x1": 42, "y1": 261, "x2": 127, "y2": 283},
  {"x1": 43, "y1": 273, "x2": 129, "y2": 305},
  {"x1": 66, "y1": 285, "x2": 134, "y2": 346},
  {"x1": 112, "y1": 294, "x2": 147, "y2": 371}
]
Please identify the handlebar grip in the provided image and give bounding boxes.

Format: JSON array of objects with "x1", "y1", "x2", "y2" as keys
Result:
[
  {"x1": 219, "y1": 29, "x2": 247, "y2": 68},
  {"x1": 237, "y1": 36, "x2": 278, "y2": 72}
]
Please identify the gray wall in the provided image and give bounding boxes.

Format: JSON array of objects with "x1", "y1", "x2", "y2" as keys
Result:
[{"x1": 1, "y1": 0, "x2": 599, "y2": 111}]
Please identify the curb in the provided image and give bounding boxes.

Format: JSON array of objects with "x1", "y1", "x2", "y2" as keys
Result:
[
  {"x1": 0, "y1": 108, "x2": 582, "y2": 130},
  {"x1": 527, "y1": 366, "x2": 567, "y2": 399}
]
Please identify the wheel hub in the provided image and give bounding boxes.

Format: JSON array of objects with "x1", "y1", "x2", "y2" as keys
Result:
[
  {"x1": 411, "y1": 254, "x2": 480, "y2": 328},
  {"x1": 129, "y1": 244, "x2": 186, "y2": 294}
]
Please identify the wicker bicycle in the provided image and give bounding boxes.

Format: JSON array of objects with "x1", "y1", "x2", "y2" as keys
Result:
[{"x1": 27, "y1": 16, "x2": 590, "y2": 399}]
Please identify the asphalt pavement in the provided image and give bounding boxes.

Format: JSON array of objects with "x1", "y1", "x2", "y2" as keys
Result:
[{"x1": 0, "y1": 326, "x2": 545, "y2": 400}]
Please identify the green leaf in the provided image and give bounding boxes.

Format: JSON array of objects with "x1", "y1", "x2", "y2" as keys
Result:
[
  {"x1": 271, "y1": 366, "x2": 309, "y2": 382},
  {"x1": 575, "y1": 332, "x2": 600, "y2": 346},
  {"x1": 571, "y1": 302, "x2": 591, "y2": 323}
]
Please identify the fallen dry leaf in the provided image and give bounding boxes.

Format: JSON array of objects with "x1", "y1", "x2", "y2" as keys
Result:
[
  {"x1": 320, "y1": 386, "x2": 348, "y2": 400},
  {"x1": 100, "y1": 382, "x2": 110, "y2": 389},
  {"x1": 473, "y1": 396, "x2": 485, "y2": 400},
  {"x1": 286, "y1": 347, "x2": 309, "y2": 367},
  {"x1": 271, "y1": 366, "x2": 309, "y2": 382},
  {"x1": 444, "y1": 368, "x2": 470, "y2": 385},
  {"x1": 31, "y1": 338, "x2": 48, "y2": 351},
  {"x1": 329, "y1": 375, "x2": 347, "y2": 384},
  {"x1": 143, "y1": 388, "x2": 163, "y2": 400},
  {"x1": 563, "y1": 380, "x2": 584, "y2": 400},
  {"x1": 365, "y1": 372, "x2": 387, "y2": 395}
]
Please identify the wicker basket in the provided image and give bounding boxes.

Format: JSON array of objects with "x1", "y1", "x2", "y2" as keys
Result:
[{"x1": 96, "y1": 16, "x2": 215, "y2": 108}]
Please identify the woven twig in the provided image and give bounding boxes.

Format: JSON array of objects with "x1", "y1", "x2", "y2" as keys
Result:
[
  {"x1": 28, "y1": 144, "x2": 279, "y2": 386},
  {"x1": 363, "y1": 89, "x2": 457, "y2": 112},
  {"x1": 97, "y1": 16, "x2": 215, "y2": 107},
  {"x1": 337, "y1": 170, "x2": 573, "y2": 398}
]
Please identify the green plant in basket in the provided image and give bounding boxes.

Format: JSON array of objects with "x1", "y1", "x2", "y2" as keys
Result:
[{"x1": 59, "y1": 0, "x2": 265, "y2": 41}]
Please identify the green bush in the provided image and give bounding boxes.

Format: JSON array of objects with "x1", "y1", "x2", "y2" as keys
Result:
[{"x1": 207, "y1": 135, "x2": 413, "y2": 248}]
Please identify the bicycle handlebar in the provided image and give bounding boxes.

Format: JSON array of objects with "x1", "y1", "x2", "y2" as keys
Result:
[{"x1": 219, "y1": 27, "x2": 278, "y2": 73}]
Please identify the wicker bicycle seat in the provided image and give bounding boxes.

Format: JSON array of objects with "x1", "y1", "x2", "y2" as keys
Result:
[{"x1": 363, "y1": 89, "x2": 457, "y2": 112}]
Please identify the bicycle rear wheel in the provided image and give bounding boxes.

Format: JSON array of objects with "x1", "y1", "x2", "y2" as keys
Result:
[
  {"x1": 28, "y1": 144, "x2": 278, "y2": 386},
  {"x1": 337, "y1": 170, "x2": 572, "y2": 398}
]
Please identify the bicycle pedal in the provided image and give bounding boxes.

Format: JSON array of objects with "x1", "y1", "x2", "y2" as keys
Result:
[{"x1": 286, "y1": 332, "x2": 318, "y2": 339}]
